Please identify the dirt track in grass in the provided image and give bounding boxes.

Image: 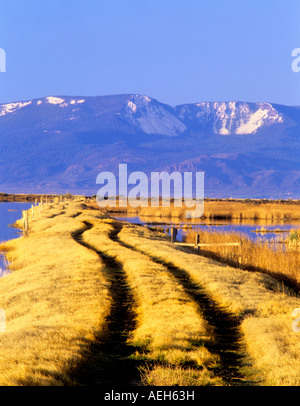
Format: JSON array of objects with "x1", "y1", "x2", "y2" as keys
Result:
[
  {"x1": 70, "y1": 219, "x2": 257, "y2": 386},
  {"x1": 70, "y1": 222, "x2": 141, "y2": 386}
]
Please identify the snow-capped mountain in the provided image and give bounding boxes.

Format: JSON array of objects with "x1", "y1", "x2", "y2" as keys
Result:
[
  {"x1": 0, "y1": 94, "x2": 294, "y2": 137},
  {"x1": 122, "y1": 95, "x2": 187, "y2": 136},
  {"x1": 176, "y1": 101, "x2": 285, "y2": 135},
  {"x1": 0, "y1": 94, "x2": 299, "y2": 198}
]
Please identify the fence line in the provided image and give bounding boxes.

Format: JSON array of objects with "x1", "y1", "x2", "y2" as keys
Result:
[
  {"x1": 21, "y1": 196, "x2": 73, "y2": 237},
  {"x1": 174, "y1": 242, "x2": 241, "y2": 247},
  {"x1": 170, "y1": 227, "x2": 242, "y2": 263}
]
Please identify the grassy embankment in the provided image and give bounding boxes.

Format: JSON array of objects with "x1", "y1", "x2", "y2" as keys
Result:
[
  {"x1": 0, "y1": 200, "x2": 222, "y2": 386},
  {"x1": 0, "y1": 201, "x2": 111, "y2": 385},
  {"x1": 0, "y1": 199, "x2": 299, "y2": 385}
]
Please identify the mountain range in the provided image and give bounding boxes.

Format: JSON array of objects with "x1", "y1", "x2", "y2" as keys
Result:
[{"x1": 0, "y1": 93, "x2": 299, "y2": 198}]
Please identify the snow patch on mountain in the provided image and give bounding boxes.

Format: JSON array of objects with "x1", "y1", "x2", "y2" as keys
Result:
[
  {"x1": 0, "y1": 101, "x2": 32, "y2": 116},
  {"x1": 214, "y1": 102, "x2": 230, "y2": 135},
  {"x1": 46, "y1": 97, "x2": 65, "y2": 105},
  {"x1": 127, "y1": 101, "x2": 137, "y2": 113},
  {"x1": 123, "y1": 95, "x2": 187, "y2": 136},
  {"x1": 44, "y1": 97, "x2": 86, "y2": 107},
  {"x1": 70, "y1": 99, "x2": 86, "y2": 105},
  {"x1": 177, "y1": 101, "x2": 284, "y2": 135},
  {"x1": 236, "y1": 103, "x2": 283, "y2": 134}
]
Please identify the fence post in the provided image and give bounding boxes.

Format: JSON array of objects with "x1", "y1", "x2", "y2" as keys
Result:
[
  {"x1": 195, "y1": 234, "x2": 200, "y2": 254},
  {"x1": 171, "y1": 227, "x2": 177, "y2": 243},
  {"x1": 22, "y1": 210, "x2": 28, "y2": 236},
  {"x1": 31, "y1": 205, "x2": 34, "y2": 221},
  {"x1": 238, "y1": 241, "x2": 242, "y2": 265}
]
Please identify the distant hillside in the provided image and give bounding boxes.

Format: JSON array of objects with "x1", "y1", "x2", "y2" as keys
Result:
[{"x1": 0, "y1": 94, "x2": 299, "y2": 198}]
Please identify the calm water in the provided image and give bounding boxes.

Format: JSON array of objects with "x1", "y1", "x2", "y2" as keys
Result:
[
  {"x1": 113, "y1": 214, "x2": 300, "y2": 244},
  {"x1": 0, "y1": 202, "x2": 32, "y2": 277}
]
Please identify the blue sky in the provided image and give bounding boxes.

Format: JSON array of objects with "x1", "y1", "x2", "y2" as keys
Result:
[{"x1": 0, "y1": 0, "x2": 300, "y2": 106}]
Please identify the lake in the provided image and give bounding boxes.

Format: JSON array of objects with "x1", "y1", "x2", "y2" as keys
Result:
[
  {"x1": 0, "y1": 202, "x2": 32, "y2": 277},
  {"x1": 113, "y1": 214, "x2": 300, "y2": 245}
]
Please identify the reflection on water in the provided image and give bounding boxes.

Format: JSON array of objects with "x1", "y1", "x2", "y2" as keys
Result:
[
  {"x1": 113, "y1": 215, "x2": 300, "y2": 245},
  {"x1": 0, "y1": 202, "x2": 32, "y2": 277}
]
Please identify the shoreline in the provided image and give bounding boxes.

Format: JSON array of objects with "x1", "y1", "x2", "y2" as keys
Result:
[
  {"x1": 0, "y1": 193, "x2": 93, "y2": 203},
  {"x1": 0, "y1": 193, "x2": 299, "y2": 204},
  {"x1": 0, "y1": 193, "x2": 57, "y2": 203}
]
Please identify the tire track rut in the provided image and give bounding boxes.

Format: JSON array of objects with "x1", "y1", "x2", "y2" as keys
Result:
[{"x1": 70, "y1": 221, "x2": 141, "y2": 386}]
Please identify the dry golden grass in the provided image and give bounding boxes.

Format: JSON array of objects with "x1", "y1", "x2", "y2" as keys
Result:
[
  {"x1": 101, "y1": 198, "x2": 300, "y2": 220},
  {"x1": 117, "y1": 222, "x2": 300, "y2": 385},
  {"x1": 184, "y1": 229, "x2": 300, "y2": 291},
  {"x1": 81, "y1": 218, "x2": 222, "y2": 386},
  {"x1": 0, "y1": 202, "x2": 111, "y2": 385},
  {"x1": 203, "y1": 199, "x2": 300, "y2": 220},
  {"x1": 0, "y1": 201, "x2": 223, "y2": 386},
  {"x1": 140, "y1": 363, "x2": 217, "y2": 386},
  {"x1": 240, "y1": 315, "x2": 300, "y2": 386},
  {"x1": 1, "y1": 199, "x2": 300, "y2": 386}
]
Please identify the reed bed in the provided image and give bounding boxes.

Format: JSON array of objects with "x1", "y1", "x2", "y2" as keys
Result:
[
  {"x1": 203, "y1": 200, "x2": 300, "y2": 220},
  {"x1": 103, "y1": 199, "x2": 300, "y2": 220},
  {"x1": 184, "y1": 229, "x2": 300, "y2": 291}
]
